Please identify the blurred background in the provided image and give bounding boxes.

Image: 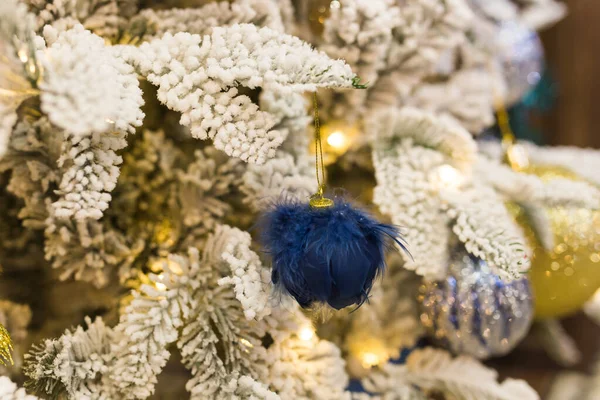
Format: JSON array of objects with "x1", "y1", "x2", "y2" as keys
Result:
[{"x1": 541, "y1": 0, "x2": 599, "y2": 148}]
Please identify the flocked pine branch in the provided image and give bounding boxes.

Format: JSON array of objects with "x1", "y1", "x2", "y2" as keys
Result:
[
  {"x1": 442, "y1": 184, "x2": 530, "y2": 280},
  {"x1": 101, "y1": 258, "x2": 191, "y2": 399},
  {"x1": 241, "y1": 151, "x2": 315, "y2": 212},
  {"x1": 128, "y1": 0, "x2": 285, "y2": 41},
  {"x1": 25, "y1": 0, "x2": 127, "y2": 39},
  {"x1": 521, "y1": 142, "x2": 600, "y2": 187},
  {"x1": 24, "y1": 317, "x2": 113, "y2": 398},
  {"x1": 36, "y1": 25, "x2": 144, "y2": 221},
  {"x1": 476, "y1": 156, "x2": 600, "y2": 210},
  {"x1": 39, "y1": 25, "x2": 144, "y2": 138},
  {"x1": 259, "y1": 90, "x2": 312, "y2": 156},
  {"x1": 176, "y1": 146, "x2": 243, "y2": 237},
  {"x1": 406, "y1": 69, "x2": 497, "y2": 134},
  {"x1": 373, "y1": 140, "x2": 451, "y2": 279},
  {"x1": 364, "y1": 347, "x2": 539, "y2": 400},
  {"x1": 118, "y1": 23, "x2": 356, "y2": 164},
  {"x1": 0, "y1": 376, "x2": 39, "y2": 400},
  {"x1": 372, "y1": 108, "x2": 476, "y2": 279},
  {"x1": 318, "y1": 0, "x2": 398, "y2": 118},
  {"x1": 365, "y1": 0, "x2": 473, "y2": 111},
  {"x1": 217, "y1": 225, "x2": 272, "y2": 320}
]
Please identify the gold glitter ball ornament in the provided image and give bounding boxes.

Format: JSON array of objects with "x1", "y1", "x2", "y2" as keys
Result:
[
  {"x1": 0, "y1": 323, "x2": 13, "y2": 366},
  {"x1": 510, "y1": 164, "x2": 600, "y2": 319}
]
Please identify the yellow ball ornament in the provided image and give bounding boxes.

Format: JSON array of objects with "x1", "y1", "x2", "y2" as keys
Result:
[{"x1": 510, "y1": 164, "x2": 600, "y2": 319}]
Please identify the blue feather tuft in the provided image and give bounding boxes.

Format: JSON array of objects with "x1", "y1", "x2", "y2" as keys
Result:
[{"x1": 258, "y1": 196, "x2": 408, "y2": 310}]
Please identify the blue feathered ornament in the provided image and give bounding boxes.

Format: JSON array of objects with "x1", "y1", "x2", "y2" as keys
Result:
[{"x1": 259, "y1": 195, "x2": 408, "y2": 310}]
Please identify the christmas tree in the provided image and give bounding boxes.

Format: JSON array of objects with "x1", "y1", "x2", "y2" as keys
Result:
[{"x1": 1, "y1": 0, "x2": 599, "y2": 399}]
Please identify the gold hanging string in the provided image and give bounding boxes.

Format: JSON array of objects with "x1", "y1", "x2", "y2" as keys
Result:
[
  {"x1": 310, "y1": 92, "x2": 334, "y2": 209},
  {"x1": 489, "y1": 62, "x2": 530, "y2": 171}
]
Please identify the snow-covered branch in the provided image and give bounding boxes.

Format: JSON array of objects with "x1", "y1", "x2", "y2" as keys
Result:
[{"x1": 119, "y1": 24, "x2": 356, "y2": 164}]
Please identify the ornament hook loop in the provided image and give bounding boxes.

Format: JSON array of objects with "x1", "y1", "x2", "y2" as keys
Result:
[{"x1": 310, "y1": 185, "x2": 334, "y2": 209}]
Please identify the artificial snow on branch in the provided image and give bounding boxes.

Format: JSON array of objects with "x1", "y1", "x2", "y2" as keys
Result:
[
  {"x1": 128, "y1": 0, "x2": 285, "y2": 41},
  {"x1": 24, "y1": 317, "x2": 113, "y2": 398},
  {"x1": 372, "y1": 108, "x2": 476, "y2": 279},
  {"x1": 0, "y1": 376, "x2": 39, "y2": 400},
  {"x1": 319, "y1": 0, "x2": 398, "y2": 118},
  {"x1": 51, "y1": 130, "x2": 126, "y2": 220},
  {"x1": 259, "y1": 90, "x2": 311, "y2": 156},
  {"x1": 176, "y1": 147, "x2": 242, "y2": 234},
  {"x1": 38, "y1": 25, "x2": 144, "y2": 138},
  {"x1": 442, "y1": 184, "x2": 530, "y2": 281},
  {"x1": 406, "y1": 69, "x2": 497, "y2": 134},
  {"x1": 118, "y1": 23, "x2": 356, "y2": 164},
  {"x1": 521, "y1": 142, "x2": 600, "y2": 187},
  {"x1": 217, "y1": 225, "x2": 272, "y2": 320},
  {"x1": 364, "y1": 347, "x2": 539, "y2": 400},
  {"x1": 365, "y1": 0, "x2": 473, "y2": 111},
  {"x1": 25, "y1": 0, "x2": 129, "y2": 39},
  {"x1": 241, "y1": 151, "x2": 315, "y2": 212},
  {"x1": 372, "y1": 107, "x2": 477, "y2": 170},
  {"x1": 476, "y1": 156, "x2": 600, "y2": 210}
]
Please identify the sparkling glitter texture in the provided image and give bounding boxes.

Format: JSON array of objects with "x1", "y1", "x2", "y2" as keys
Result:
[
  {"x1": 497, "y1": 21, "x2": 545, "y2": 106},
  {"x1": 418, "y1": 246, "x2": 533, "y2": 359},
  {"x1": 0, "y1": 324, "x2": 13, "y2": 366},
  {"x1": 511, "y1": 164, "x2": 600, "y2": 319}
]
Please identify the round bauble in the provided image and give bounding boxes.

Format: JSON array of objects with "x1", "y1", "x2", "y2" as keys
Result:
[
  {"x1": 419, "y1": 246, "x2": 533, "y2": 359},
  {"x1": 259, "y1": 196, "x2": 406, "y2": 310},
  {"x1": 496, "y1": 21, "x2": 544, "y2": 106},
  {"x1": 510, "y1": 164, "x2": 600, "y2": 319}
]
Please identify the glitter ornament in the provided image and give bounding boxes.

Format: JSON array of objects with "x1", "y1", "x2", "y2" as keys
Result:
[
  {"x1": 496, "y1": 21, "x2": 544, "y2": 106},
  {"x1": 510, "y1": 164, "x2": 600, "y2": 319},
  {"x1": 419, "y1": 246, "x2": 533, "y2": 359}
]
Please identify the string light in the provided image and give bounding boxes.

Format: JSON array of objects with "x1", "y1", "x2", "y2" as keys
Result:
[
  {"x1": 298, "y1": 326, "x2": 315, "y2": 341},
  {"x1": 431, "y1": 164, "x2": 464, "y2": 190},
  {"x1": 326, "y1": 130, "x2": 347, "y2": 149},
  {"x1": 240, "y1": 338, "x2": 254, "y2": 348},
  {"x1": 155, "y1": 274, "x2": 167, "y2": 291},
  {"x1": 311, "y1": 120, "x2": 359, "y2": 166},
  {"x1": 360, "y1": 352, "x2": 381, "y2": 369}
]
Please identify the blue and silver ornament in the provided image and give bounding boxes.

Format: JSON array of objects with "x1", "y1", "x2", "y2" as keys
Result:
[{"x1": 418, "y1": 246, "x2": 533, "y2": 359}]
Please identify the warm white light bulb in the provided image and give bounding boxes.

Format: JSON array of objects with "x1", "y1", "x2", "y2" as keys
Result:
[
  {"x1": 155, "y1": 274, "x2": 167, "y2": 291},
  {"x1": 433, "y1": 164, "x2": 463, "y2": 189},
  {"x1": 361, "y1": 352, "x2": 380, "y2": 368},
  {"x1": 326, "y1": 131, "x2": 347, "y2": 149},
  {"x1": 299, "y1": 326, "x2": 315, "y2": 341}
]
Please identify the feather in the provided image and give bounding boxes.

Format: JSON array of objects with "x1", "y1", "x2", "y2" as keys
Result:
[{"x1": 259, "y1": 196, "x2": 408, "y2": 310}]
